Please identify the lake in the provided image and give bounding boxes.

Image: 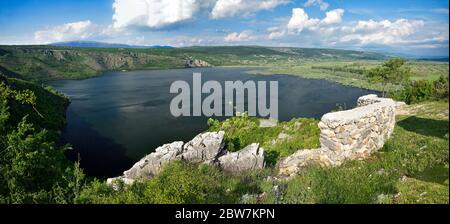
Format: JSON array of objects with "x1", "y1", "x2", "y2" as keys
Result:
[{"x1": 49, "y1": 67, "x2": 375, "y2": 177}]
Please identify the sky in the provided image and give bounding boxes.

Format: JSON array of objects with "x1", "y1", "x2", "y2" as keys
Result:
[{"x1": 0, "y1": 0, "x2": 448, "y2": 57}]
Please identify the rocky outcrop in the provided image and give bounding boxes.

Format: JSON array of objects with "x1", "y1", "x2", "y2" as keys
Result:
[
  {"x1": 278, "y1": 94, "x2": 397, "y2": 178},
  {"x1": 218, "y1": 143, "x2": 265, "y2": 173},
  {"x1": 121, "y1": 141, "x2": 184, "y2": 180},
  {"x1": 185, "y1": 59, "x2": 210, "y2": 68},
  {"x1": 107, "y1": 131, "x2": 265, "y2": 186},
  {"x1": 178, "y1": 131, "x2": 225, "y2": 164}
]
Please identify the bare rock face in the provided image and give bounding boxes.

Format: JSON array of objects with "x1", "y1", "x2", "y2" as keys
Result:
[
  {"x1": 123, "y1": 141, "x2": 184, "y2": 180},
  {"x1": 278, "y1": 148, "x2": 344, "y2": 178},
  {"x1": 218, "y1": 143, "x2": 265, "y2": 173},
  {"x1": 107, "y1": 131, "x2": 226, "y2": 185},
  {"x1": 177, "y1": 131, "x2": 225, "y2": 164},
  {"x1": 185, "y1": 59, "x2": 210, "y2": 68}
]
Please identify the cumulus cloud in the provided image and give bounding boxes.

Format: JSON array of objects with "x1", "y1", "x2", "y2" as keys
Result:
[
  {"x1": 322, "y1": 9, "x2": 344, "y2": 24},
  {"x1": 339, "y1": 19, "x2": 426, "y2": 45},
  {"x1": 270, "y1": 7, "x2": 344, "y2": 37},
  {"x1": 286, "y1": 8, "x2": 320, "y2": 33},
  {"x1": 211, "y1": 0, "x2": 288, "y2": 19},
  {"x1": 266, "y1": 7, "x2": 447, "y2": 53},
  {"x1": 112, "y1": 0, "x2": 288, "y2": 29},
  {"x1": 304, "y1": 0, "x2": 329, "y2": 11},
  {"x1": 224, "y1": 30, "x2": 254, "y2": 42},
  {"x1": 34, "y1": 20, "x2": 98, "y2": 43},
  {"x1": 112, "y1": 0, "x2": 211, "y2": 29}
]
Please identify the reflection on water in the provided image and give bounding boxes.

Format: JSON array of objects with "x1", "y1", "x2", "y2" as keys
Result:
[{"x1": 49, "y1": 67, "x2": 375, "y2": 177}]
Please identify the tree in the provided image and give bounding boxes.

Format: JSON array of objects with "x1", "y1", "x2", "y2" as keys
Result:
[
  {"x1": 367, "y1": 58, "x2": 411, "y2": 97},
  {"x1": 0, "y1": 79, "x2": 85, "y2": 203}
]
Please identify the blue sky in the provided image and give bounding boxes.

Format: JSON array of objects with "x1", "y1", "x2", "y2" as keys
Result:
[{"x1": 0, "y1": 0, "x2": 448, "y2": 57}]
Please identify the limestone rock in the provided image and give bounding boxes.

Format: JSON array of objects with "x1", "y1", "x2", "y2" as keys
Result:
[
  {"x1": 177, "y1": 131, "x2": 225, "y2": 163},
  {"x1": 106, "y1": 177, "x2": 136, "y2": 190},
  {"x1": 185, "y1": 59, "x2": 210, "y2": 68},
  {"x1": 259, "y1": 119, "x2": 278, "y2": 128},
  {"x1": 123, "y1": 141, "x2": 184, "y2": 180},
  {"x1": 218, "y1": 143, "x2": 265, "y2": 173}
]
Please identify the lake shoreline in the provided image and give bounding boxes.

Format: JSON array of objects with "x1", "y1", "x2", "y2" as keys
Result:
[{"x1": 49, "y1": 68, "x2": 376, "y2": 177}]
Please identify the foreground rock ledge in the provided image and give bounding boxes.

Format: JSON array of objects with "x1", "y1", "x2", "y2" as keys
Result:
[{"x1": 107, "y1": 131, "x2": 265, "y2": 186}]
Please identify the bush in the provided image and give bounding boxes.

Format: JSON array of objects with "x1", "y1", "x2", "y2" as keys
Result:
[
  {"x1": 77, "y1": 161, "x2": 270, "y2": 204},
  {"x1": 402, "y1": 80, "x2": 434, "y2": 104},
  {"x1": 392, "y1": 75, "x2": 449, "y2": 104},
  {"x1": 1, "y1": 79, "x2": 84, "y2": 203},
  {"x1": 433, "y1": 75, "x2": 449, "y2": 101}
]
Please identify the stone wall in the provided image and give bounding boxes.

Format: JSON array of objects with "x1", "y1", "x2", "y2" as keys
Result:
[
  {"x1": 279, "y1": 94, "x2": 397, "y2": 177},
  {"x1": 319, "y1": 94, "x2": 396, "y2": 159}
]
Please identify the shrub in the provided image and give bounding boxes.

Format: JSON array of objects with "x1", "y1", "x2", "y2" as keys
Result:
[
  {"x1": 433, "y1": 75, "x2": 449, "y2": 101},
  {"x1": 208, "y1": 115, "x2": 320, "y2": 166},
  {"x1": 392, "y1": 80, "x2": 433, "y2": 104}
]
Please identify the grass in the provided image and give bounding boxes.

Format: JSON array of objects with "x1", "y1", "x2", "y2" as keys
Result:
[
  {"x1": 77, "y1": 101, "x2": 448, "y2": 204},
  {"x1": 247, "y1": 60, "x2": 449, "y2": 92},
  {"x1": 256, "y1": 101, "x2": 449, "y2": 204},
  {"x1": 207, "y1": 115, "x2": 320, "y2": 166}
]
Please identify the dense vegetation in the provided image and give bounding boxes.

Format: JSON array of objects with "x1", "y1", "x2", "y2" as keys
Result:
[{"x1": 0, "y1": 76, "x2": 83, "y2": 203}]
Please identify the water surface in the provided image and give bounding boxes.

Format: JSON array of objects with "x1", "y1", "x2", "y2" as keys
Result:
[{"x1": 50, "y1": 67, "x2": 375, "y2": 177}]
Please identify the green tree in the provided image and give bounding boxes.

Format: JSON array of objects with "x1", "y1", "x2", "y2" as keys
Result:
[
  {"x1": 0, "y1": 79, "x2": 84, "y2": 203},
  {"x1": 367, "y1": 58, "x2": 411, "y2": 97}
]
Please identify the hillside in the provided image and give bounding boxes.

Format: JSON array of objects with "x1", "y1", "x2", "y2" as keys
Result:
[
  {"x1": 49, "y1": 41, "x2": 173, "y2": 49},
  {"x1": 0, "y1": 75, "x2": 69, "y2": 131},
  {"x1": 0, "y1": 45, "x2": 387, "y2": 81}
]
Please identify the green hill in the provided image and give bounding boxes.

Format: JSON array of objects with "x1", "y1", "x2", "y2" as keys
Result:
[{"x1": 0, "y1": 45, "x2": 387, "y2": 81}]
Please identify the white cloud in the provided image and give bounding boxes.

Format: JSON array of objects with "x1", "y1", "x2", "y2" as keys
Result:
[
  {"x1": 304, "y1": 0, "x2": 329, "y2": 11},
  {"x1": 266, "y1": 7, "x2": 447, "y2": 54},
  {"x1": 286, "y1": 8, "x2": 319, "y2": 33},
  {"x1": 432, "y1": 8, "x2": 449, "y2": 14},
  {"x1": 339, "y1": 19, "x2": 425, "y2": 45},
  {"x1": 224, "y1": 30, "x2": 254, "y2": 42},
  {"x1": 281, "y1": 8, "x2": 343, "y2": 35},
  {"x1": 112, "y1": 0, "x2": 211, "y2": 29},
  {"x1": 267, "y1": 27, "x2": 286, "y2": 39},
  {"x1": 322, "y1": 9, "x2": 344, "y2": 25},
  {"x1": 211, "y1": 0, "x2": 288, "y2": 19},
  {"x1": 34, "y1": 20, "x2": 98, "y2": 43},
  {"x1": 112, "y1": 0, "x2": 288, "y2": 29}
]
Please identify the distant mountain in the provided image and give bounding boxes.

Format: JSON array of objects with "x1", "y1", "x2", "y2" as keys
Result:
[
  {"x1": 416, "y1": 57, "x2": 449, "y2": 62},
  {"x1": 49, "y1": 41, "x2": 173, "y2": 49}
]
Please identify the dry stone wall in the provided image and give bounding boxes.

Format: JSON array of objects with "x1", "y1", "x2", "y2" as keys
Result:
[
  {"x1": 279, "y1": 94, "x2": 397, "y2": 177},
  {"x1": 319, "y1": 94, "x2": 396, "y2": 159}
]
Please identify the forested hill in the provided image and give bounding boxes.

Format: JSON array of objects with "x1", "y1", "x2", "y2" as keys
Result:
[{"x1": 0, "y1": 45, "x2": 387, "y2": 81}]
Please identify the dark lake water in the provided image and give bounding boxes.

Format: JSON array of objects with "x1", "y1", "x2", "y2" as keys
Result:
[{"x1": 49, "y1": 67, "x2": 375, "y2": 177}]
